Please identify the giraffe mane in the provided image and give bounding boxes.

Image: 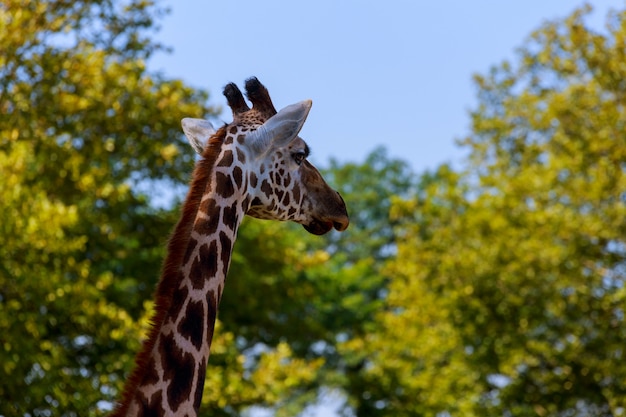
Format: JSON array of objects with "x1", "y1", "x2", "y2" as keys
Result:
[{"x1": 111, "y1": 125, "x2": 228, "y2": 416}]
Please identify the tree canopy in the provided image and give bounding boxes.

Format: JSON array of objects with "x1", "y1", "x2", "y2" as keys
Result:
[
  {"x1": 1, "y1": 2, "x2": 625, "y2": 417},
  {"x1": 350, "y1": 5, "x2": 626, "y2": 416},
  {"x1": 1, "y1": 0, "x2": 213, "y2": 414}
]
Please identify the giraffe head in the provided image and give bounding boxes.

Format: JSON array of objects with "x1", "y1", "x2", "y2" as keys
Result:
[{"x1": 182, "y1": 77, "x2": 349, "y2": 235}]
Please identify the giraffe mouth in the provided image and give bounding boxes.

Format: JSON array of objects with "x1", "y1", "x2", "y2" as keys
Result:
[
  {"x1": 303, "y1": 220, "x2": 334, "y2": 235},
  {"x1": 303, "y1": 217, "x2": 348, "y2": 235}
]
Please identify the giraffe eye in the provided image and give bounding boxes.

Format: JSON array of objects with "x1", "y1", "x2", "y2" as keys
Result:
[{"x1": 292, "y1": 151, "x2": 306, "y2": 165}]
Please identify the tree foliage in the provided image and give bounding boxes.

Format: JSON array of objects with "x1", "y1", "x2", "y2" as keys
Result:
[
  {"x1": 0, "y1": 1, "x2": 214, "y2": 415},
  {"x1": 354, "y1": 5, "x2": 626, "y2": 416}
]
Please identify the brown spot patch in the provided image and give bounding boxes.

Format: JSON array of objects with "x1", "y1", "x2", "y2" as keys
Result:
[
  {"x1": 194, "y1": 240, "x2": 218, "y2": 289},
  {"x1": 260, "y1": 180, "x2": 272, "y2": 198},
  {"x1": 169, "y1": 277, "x2": 188, "y2": 319},
  {"x1": 205, "y1": 291, "x2": 218, "y2": 346},
  {"x1": 183, "y1": 237, "x2": 198, "y2": 266},
  {"x1": 177, "y1": 300, "x2": 205, "y2": 351},
  {"x1": 275, "y1": 189, "x2": 284, "y2": 203},
  {"x1": 249, "y1": 172, "x2": 258, "y2": 188},
  {"x1": 241, "y1": 196, "x2": 251, "y2": 213},
  {"x1": 143, "y1": 357, "x2": 160, "y2": 387},
  {"x1": 292, "y1": 184, "x2": 301, "y2": 203},
  {"x1": 140, "y1": 389, "x2": 165, "y2": 417},
  {"x1": 189, "y1": 257, "x2": 204, "y2": 291},
  {"x1": 219, "y1": 231, "x2": 232, "y2": 275},
  {"x1": 236, "y1": 148, "x2": 246, "y2": 163},
  {"x1": 198, "y1": 198, "x2": 217, "y2": 220},
  {"x1": 222, "y1": 201, "x2": 238, "y2": 229},
  {"x1": 194, "y1": 211, "x2": 219, "y2": 237},
  {"x1": 193, "y1": 361, "x2": 206, "y2": 410},
  {"x1": 233, "y1": 166, "x2": 243, "y2": 189},
  {"x1": 215, "y1": 172, "x2": 235, "y2": 198},
  {"x1": 160, "y1": 333, "x2": 195, "y2": 412},
  {"x1": 217, "y1": 150, "x2": 234, "y2": 167}
]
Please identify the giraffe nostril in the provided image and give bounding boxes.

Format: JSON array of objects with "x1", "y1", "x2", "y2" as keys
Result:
[{"x1": 333, "y1": 217, "x2": 349, "y2": 231}]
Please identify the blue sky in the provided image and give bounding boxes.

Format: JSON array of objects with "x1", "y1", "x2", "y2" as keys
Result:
[{"x1": 149, "y1": 1, "x2": 623, "y2": 175}]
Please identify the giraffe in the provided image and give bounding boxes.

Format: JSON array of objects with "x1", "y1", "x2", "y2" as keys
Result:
[{"x1": 110, "y1": 77, "x2": 349, "y2": 416}]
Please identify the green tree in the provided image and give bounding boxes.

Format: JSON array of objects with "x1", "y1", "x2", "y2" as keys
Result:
[
  {"x1": 0, "y1": 1, "x2": 215, "y2": 414},
  {"x1": 340, "y1": 165, "x2": 482, "y2": 417},
  {"x1": 358, "y1": 4, "x2": 626, "y2": 416}
]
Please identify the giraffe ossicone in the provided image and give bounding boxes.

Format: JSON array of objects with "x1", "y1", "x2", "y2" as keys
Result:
[{"x1": 111, "y1": 77, "x2": 349, "y2": 416}]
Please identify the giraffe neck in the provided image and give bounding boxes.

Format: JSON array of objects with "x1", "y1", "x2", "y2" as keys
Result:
[
  {"x1": 126, "y1": 195, "x2": 244, "y2": 416},
  {"x1": 111, "y1": 127, "x2": 250, "y2": 416}
]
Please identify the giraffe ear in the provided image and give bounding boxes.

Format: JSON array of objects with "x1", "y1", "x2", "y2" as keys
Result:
[
  {"x1": 181, "y1": 118, "x2": 216, "y2": 155},
  {"x1": 246, "y1": 100, "x2": 312, "y2": 156}
]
